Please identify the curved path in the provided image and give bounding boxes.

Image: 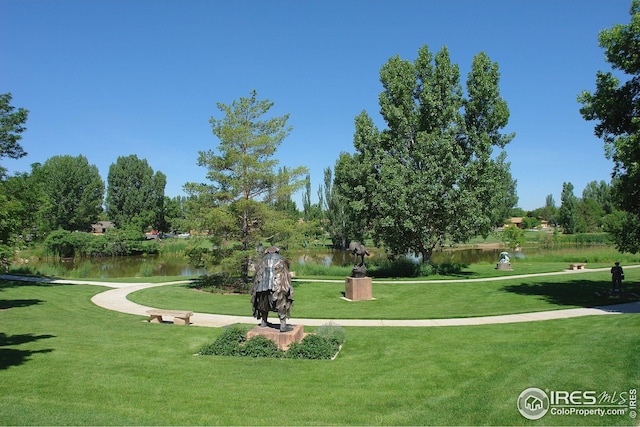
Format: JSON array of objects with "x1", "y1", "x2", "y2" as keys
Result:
[{"x1": 2, "y1": 266, "x2": 639, "y2": 327}]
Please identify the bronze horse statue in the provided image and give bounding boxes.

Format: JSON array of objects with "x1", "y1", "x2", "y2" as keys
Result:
[
  {"x1": 349, "y1": 241, "x2": 369, "y2": 266},
  {"x1": 349, "y1": 241, "x2": 370, "y2": 278},
  {"x1": 250, "y1": 246, "x2": 294, "y2": 332}
]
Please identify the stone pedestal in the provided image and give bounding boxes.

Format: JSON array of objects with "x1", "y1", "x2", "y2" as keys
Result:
[
  {"x1": 496, "y1": 262, "x2": 512, "y2": 271},
  {"x1": 246, "y1": 324, "x2": 304, "y2": 350},
  {"x1": 345, "y1": 276, "x2": 373, "y2": 300}
]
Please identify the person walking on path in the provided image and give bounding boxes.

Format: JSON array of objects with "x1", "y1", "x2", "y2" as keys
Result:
[{"x1": 611, "y1": 262, "x2": 624, "y2": 293}]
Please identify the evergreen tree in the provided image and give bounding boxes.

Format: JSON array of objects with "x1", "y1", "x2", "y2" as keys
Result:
[{"x1": 185, "y1": 91, "x2": 307, "y2": 282}]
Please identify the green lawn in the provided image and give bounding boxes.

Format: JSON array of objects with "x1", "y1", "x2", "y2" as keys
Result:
[
  {"x1": 1, "y1": 278, "x2": 639, "y2": 425},
  {"x1": 127, "y1": 267, "x2": 640, "y2": 319}
]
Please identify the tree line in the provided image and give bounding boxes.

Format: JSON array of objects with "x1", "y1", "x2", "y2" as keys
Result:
[
  {"x1": 2, "y1": 1, "x2": 639, "y2": 277},
  {"x1": 511, "y1": 180, "x2": 621, "y2": 234},
  {"x1": 0, "y1": 151, "x2": 186, "y2": 237}
]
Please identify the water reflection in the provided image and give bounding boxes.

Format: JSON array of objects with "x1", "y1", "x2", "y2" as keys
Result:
[
  {"x1": 18, "y1": 247, "x2": 524, "y2": 279},
  {"x1": 293, "y1": 247, "x2": 523, "y2": 266},
  {"x1": 430, "y1": 248, "x2": 524, "y2": 264},
  {"x1": 17, "y1": 255, "x2": 208, "y2": 279}
]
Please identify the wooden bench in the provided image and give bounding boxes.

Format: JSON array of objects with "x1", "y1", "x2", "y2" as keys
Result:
[
  {"x1": 146, "y1": 309, "x2": 193, "y2": 325},
  {"x1": 569, "y1": 263, "x2": 586, "y2": 270}
]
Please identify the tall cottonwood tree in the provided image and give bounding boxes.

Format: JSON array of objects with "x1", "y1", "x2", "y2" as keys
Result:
[
  {"x1": 106, "y1": 154, "x2": 166, "y2": 233},
  {"x1": 302, "y1": 174, "x2": 313, "y2": 219},
  {"x1": 558, "y1": 182, "x2": 578, "y2": 234},
  {"x1": 185, "y1": 90, "x2": 307, "y2": 283},
  {"x1": 38, "y1": 155, "x2": 105, "y2": 232},
  {"x1": 325, "y1": 163, "x2": 360, "y2": 248},
  {"x1": 578, "y1": 0, "x2": 640, "y2": 252},
  {"x1": 335, "y1": 45, "x2": 515, "y2": 262}
]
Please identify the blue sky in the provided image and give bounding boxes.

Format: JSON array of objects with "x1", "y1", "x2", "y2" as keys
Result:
[{"x1": 1, "y1": 0, "x2": 632, "y2": 211}]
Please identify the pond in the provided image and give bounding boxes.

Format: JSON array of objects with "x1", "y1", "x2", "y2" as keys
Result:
[
  {"x1": 13, "y1": 255, "x2": 208, "y2": 279},
  {"x1": 13, "y1": 246, "x2": 523, "y2": 279},
  {"x1": 293, "y1": 247, "x2": 517, "y2": 266}
]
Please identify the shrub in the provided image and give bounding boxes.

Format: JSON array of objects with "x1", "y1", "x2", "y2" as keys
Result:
[
  {"x1": 240, "y1": 335, "x2": 284, "y2": 358},
  {"x1": 370, "y1": 257, "x2": 420, "y2": 278},
  {"x1": 198, "y1": 323, "x2": 345, "y2": 360},
  {"x1": 369, "y1": 257, "x2": 466, "y2": 278},
  {"x1": 286, "y1": 334, "x2": 339, "y2": 360},
  {"x1": 198, "y1": 324, "x2": 248, "y2": 356},
  {"x1": 189, "y1": 273, "x2": 250, "y2": 294},
  {"x1": 44, "y1": 230, "x2": 75, "y2": 257},
  {"x1": 555, "y1": 233, "x2": 612, "y2": 245},
  {"x1": 431, "y1": 262, "x2": 466, "y2": 275},
  {"x1": 42, "y1": 229, "x2": 161, "y2": 258},
  {"x1": 315, "y1": 322, "x2": 346, "y2": 347},
  {"x1": 0, "y1": 245, "x2": 13, "y2": 272}
]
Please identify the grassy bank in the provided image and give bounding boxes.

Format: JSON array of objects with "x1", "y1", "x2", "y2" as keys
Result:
[
  {"x1": 1, "y1": 279, "x2": 638, "y2": 425},
  {"x1": 128, "y1": 266, "x2": 640, "y2": 319}
]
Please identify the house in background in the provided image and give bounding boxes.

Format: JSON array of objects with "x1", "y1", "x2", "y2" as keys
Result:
[
  {"x1": 505, "y1": 217, "x2": 524, "y2": 229},
  {"x1": 503, "y1": 217, "x2": 551, "y2": 230},
  {"x1": 91, "y1": 221, "x2": 115, "y2": 234}
]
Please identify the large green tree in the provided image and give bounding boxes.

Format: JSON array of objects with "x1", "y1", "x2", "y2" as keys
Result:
[
  {"x1": 335, "y1": 45, "x2": 515, "y2": 262},
  {"x1": 581, "y1": 180, "x2": 614, "y2": 214},
  {"x1": 106, "y1": 154, "x2": 166, "y2": 233},
  {"x1": 322, "y1": 166, "x2": 353, "y2": 249},
  {"x1": 0, "y1": 93, "x2": 29, "y2": 269},
  {"x1": 558, "y1": 182, "x2": 579, "y2": 234},
  {"x1": 0, "y1": 170, "x2": 46, "y2": 269},
  {"x1": 332, "y1": 156, "x2": 369, "y2": 248},
  {"x1": 1, "y1": 168, "x2": 47, "y2": 240},
  {"x1": 0, "y1": 93, "x2": 29, "y2": 176},
  {"x1": 538, "y1": 194, "x2": 558, "y2": 225},
  {"x1": 185, "y1": 90, "x2": 307, "y2": 283},
  {"x1": 37, "y1": 155, "x2": 104, "y2": 232},
  {"x1": 578, "y1": 0, "x2": 640, "y2": 252}
]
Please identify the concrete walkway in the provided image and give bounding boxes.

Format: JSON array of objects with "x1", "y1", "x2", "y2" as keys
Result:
[{"x1": 2, "y1": 266, "x2": 639, "y2": 328}]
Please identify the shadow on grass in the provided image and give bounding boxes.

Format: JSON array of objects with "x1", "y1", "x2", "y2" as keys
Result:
[
  {"x1": 502, "y1": 279, "x2": 640, "y2": 308},
  {"x1": 0, "y1": 333, "x2": 55, "y2": 370},
  {"x1": 0, "y1": 299, "x2": 43, "y2": 310},
  {"x1": 0, "y1": 277, "x2": 65, "y2": 292}
]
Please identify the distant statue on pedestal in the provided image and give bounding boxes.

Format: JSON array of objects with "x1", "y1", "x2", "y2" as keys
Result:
[
  {"x1": 496, "y1": 251, "x2": 512, "y2": 270},
  {"x1": 349, "y1": 241, "x2": 369, "y2": 278}
]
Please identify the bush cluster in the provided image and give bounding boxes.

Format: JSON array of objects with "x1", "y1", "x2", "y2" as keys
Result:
[
  {"x1": 199, "y1": 324, "x2": 251, "y2": 356},
  {"x1": 370, "y1": 257, "x2": 466, "y2": 277},
  {"x1": 555, "y1": 233, "x2": 613, "y2": 245},
  {"x1": 198, "y1": 323, "x2": 346, "y2": 360},
  {"x1": 43, "y1": 229, "x2": 159, "y2": 258},
  {"x1": 420, "y1": 262, "x2": 469, "y2": 276},
  {"x1": 370, "y1": 258, "x2": 420, "y2": 277},
  {"x1": 188, "y1": 273, "x2": 250, "y2": 294}
]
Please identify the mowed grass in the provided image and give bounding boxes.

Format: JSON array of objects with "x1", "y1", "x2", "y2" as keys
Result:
[
  {"x1": 1, "y1": 279, "x2": 638, "y2": 425},
  {"x1": 128, "y1": 267, "x2": 640, "y2": 319}
]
